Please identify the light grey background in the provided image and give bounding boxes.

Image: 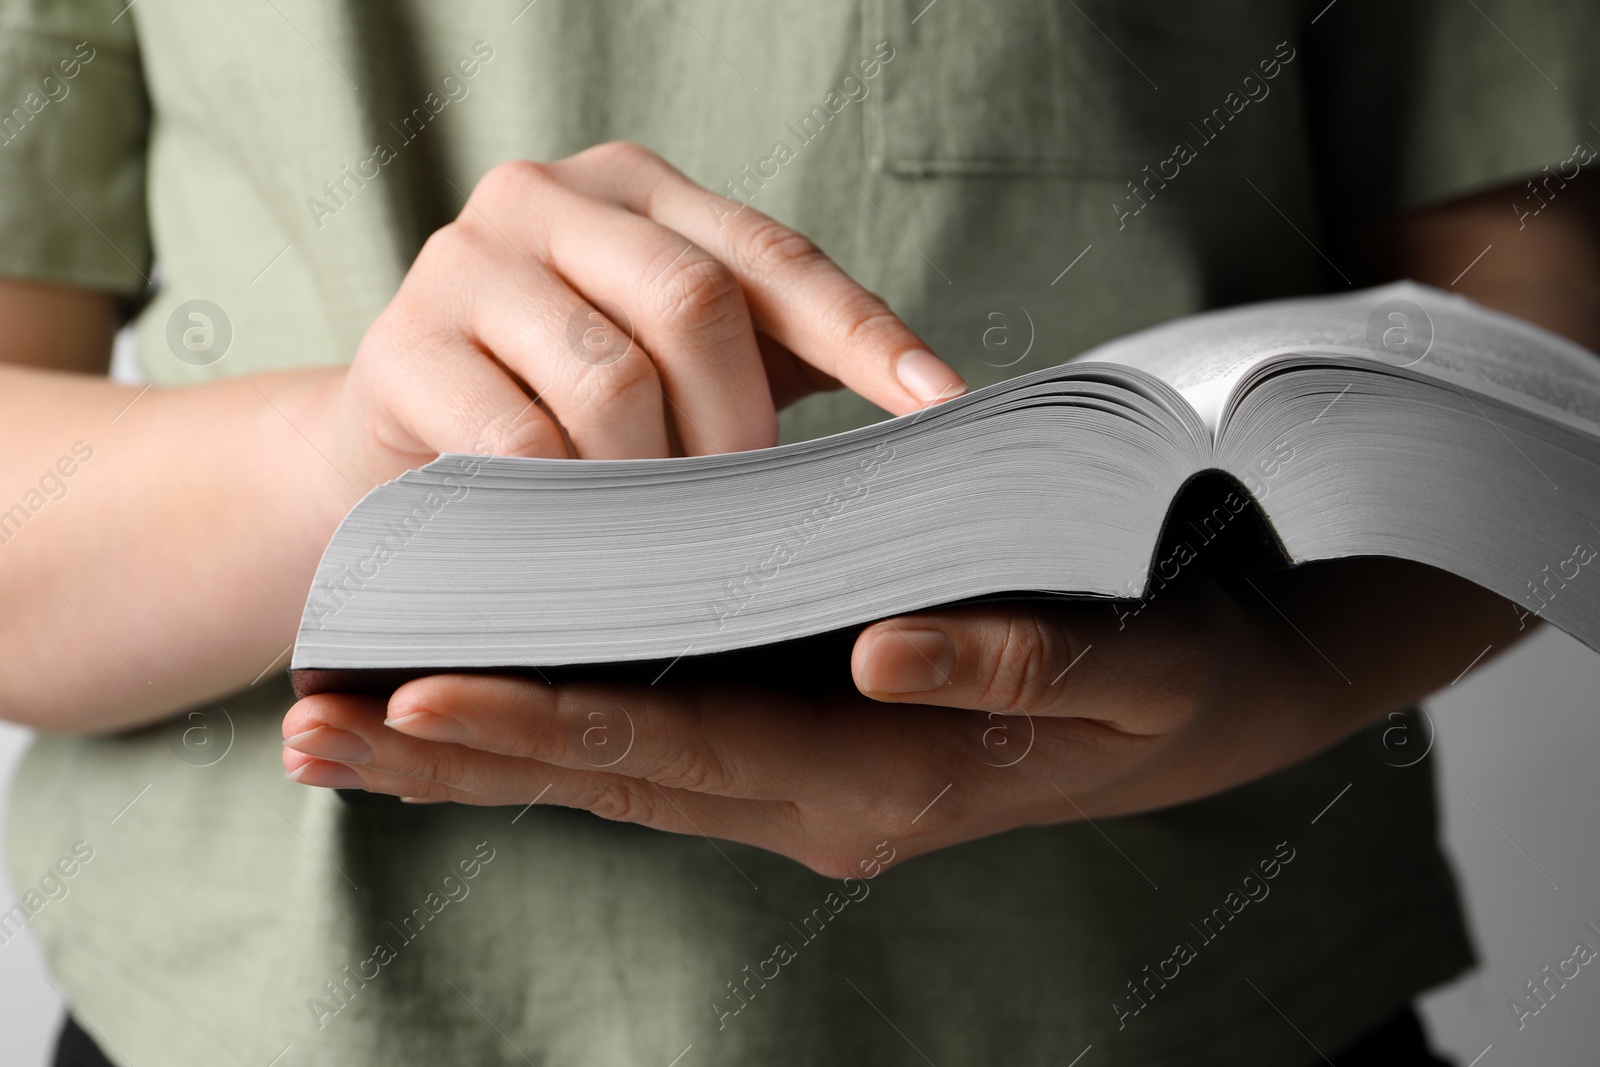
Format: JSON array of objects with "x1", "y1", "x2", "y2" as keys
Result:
[{"x1": 2, "y1": 624, "x2": 1596, "y2": 1064}]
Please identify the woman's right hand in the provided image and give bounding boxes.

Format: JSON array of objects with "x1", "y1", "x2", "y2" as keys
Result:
[
  {"x1": 325, "y1": 141, "x2": 966, "y2": 486},
  {"x1": 0, "y1": 144, "x2": 967, "y2": 732}
]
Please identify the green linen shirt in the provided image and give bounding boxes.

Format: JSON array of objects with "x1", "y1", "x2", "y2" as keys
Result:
[{"x1": 2, "y1": 1, "x2": 1594, "y2": 1064}]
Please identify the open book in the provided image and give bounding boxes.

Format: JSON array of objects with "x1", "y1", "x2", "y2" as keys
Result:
[{"x1": 290, "y1": 282, "x2": 1600, "y2": 698}]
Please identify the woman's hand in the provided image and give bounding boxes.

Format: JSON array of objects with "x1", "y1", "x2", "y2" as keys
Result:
[
  {"x1": 282, "y1": 560, "x2": 1526, "y2": 875},
  {"x1": 322, "y1": 141, "x2": 966, "y2": 487}
]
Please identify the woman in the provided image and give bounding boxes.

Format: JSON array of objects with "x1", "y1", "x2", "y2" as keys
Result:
[{"x1": 3, "y1": 1, "x2": 1595, "y2": 1064}]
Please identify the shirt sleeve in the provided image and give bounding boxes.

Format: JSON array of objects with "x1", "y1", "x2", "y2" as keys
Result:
[
  {"x1": 0, "y1": 0, "x2": 151, "y2": 297},
  {"x1": 1305, "y1": 0, "x2": 1600, "y2": 223}
]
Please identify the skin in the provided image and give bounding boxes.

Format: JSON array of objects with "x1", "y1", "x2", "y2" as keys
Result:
[
  {"x1": 5, "y1": 145, "x2": 1595, "y2": 879},
  {"x1": 0, "y1": 143, "x2": 965, "y2": 732},
  {"x1": 276, "y1": 167, "x2": 1600, "y2": 877}
]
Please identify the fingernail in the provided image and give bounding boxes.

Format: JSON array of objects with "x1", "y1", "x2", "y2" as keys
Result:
[
  {"x1": 286, "y1": 760, "x2": 364, "y2": 789},
  {"x1": 283, "y1": 726, "x2": 372, "y2": 765},
  {"x1": 861, "y1": 628, "x2": 954, "y2": 694},
  {"x1": 386, "y1": 710, "x2": 470, "y2": 743},
  {"x1": 895, "y1": 349, "x2": 967, "y2": 405}
]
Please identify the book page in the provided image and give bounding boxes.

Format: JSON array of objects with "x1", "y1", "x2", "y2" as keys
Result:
[
  {"x1": 1379, "y1": 285, "x2": 1600, "y2": 433},
  {"x1": 1073, "y1": 282, "x2": 1600, "y2": 435}
]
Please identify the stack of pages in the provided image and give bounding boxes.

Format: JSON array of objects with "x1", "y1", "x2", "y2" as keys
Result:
[{"x1": 291, "y1": 282, "x2": 1600, "y2": 697}]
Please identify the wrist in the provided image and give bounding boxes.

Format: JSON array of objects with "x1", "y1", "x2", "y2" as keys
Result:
[{"x1": 252, "y1": 365, "x2": 367, "y2": 545}]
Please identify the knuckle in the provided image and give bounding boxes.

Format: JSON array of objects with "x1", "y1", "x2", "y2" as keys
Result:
[
  {"x1": 580, "y1": 778, "x2": 654, "y2": 826},
  {"x1": 648, "y1": 703, "x2": 731, "y2": 793},
  {"x1": 859, "y1": 775, "x2": 954, "y2": 844},
  {"x1": 566, "y1": 142, "x2": 678, "y2": 214},
  {"x1": 736, "y1": 216, "x2": 828, "y2": 278},
  {"x1": 584, "y1": 140, "x2": 661, "y2": 172},
  {"x1": 832, "y1": 294, "x2": 908, "y2": 352},
  {"x1": 411, "y1": 223, "x2": 481, "y2": 282},
  {"x1": 655, "y1": 747, "x2": 725, "y2": 794},
  {"x1": 382, "y1": 227, "x2": 479, "y2": 346},
  {"x1": 399, "y1": 746, "x2": 466, "y2": 786},
  {"x1": 476, "y1": 405, "x2": 564, "y2": 458},
  {"x1": 471, "y1": 159, "x2": 551, "y2": 206},
  {"x1": 397, "y1": 233, "x2": 486, "y2": 334},
  {"x1": 650, "y1": 253, "x2": 745, "y2": 328},
  {"x1": 568, "y1": 345, "x2": 659, "y2": 409},
  {"x1": 973, "y1": 615, "x2": 1062, "y2": 715},
  {"x1": 416, "y1": 220, "x2": 464, "y2": 261}
]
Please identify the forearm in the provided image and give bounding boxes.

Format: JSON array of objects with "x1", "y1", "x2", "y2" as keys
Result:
[
  {"x1": 0, "y1": 364, "x2": 354, "y2": 733},
  {"x1": 1367, "y1": 174, "x2": 1600, "y2": 352}
]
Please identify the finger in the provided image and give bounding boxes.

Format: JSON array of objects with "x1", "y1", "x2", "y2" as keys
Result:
[
  {"x1": 355, "y1": 295, "x2": 570, "y2": 463},
  {"x1": 759, "y1": 332, "x2": 843, "y2": 411},
  {"x1": 406, "y1": 220, "x2": 673, "y2": 460},
  {"x1": 852, "y1": 600, "x2": 1215, "y2": 735},
  {"x1": 284, "y1": 692, "x2": 668, "y2": 810},
  {"x1": 383, "y1": 674, "x2": 884, "y2": 802},
  {"x1": 851, "y1": 607, "x2": 1106, "y2": 719},
  {"x1": 551, "y1": 143, "x2": 968, "y2": 415},
  {"x1": 462, "y1": 162, "x2": 774, "y2": 455},
  {"x1": 463, "y1": 256, "x2": 677, "y2": 460},
  {"x1": 282, "y1": 693, "x2": 790, "y2": 839},
  {"x1": 283, "y1": 692, "x2": 630, "y2": 805},
  {"x1": 538, "y1": 198, "x2": 777, "y2": 456},
  {"x1": 282, "y1": 688, "x2": 1056, "y2": 880}
]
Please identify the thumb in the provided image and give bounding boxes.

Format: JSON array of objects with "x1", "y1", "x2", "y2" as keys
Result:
[{"x1": 850, "y1": 606, "x2": 1097, "y2": 717}]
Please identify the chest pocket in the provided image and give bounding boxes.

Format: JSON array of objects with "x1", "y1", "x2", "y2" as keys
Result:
[{"x1": 862, "y1": 0, "x2": 1298, "y2": 178}]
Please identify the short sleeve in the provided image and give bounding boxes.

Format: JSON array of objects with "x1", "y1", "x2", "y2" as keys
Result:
[
  {"x1": 0, "y1": 0, "x2": 150, "y2": 296},
  {"x1": 1305, "y1": 0, "x2": 1600, "y2": 223}
]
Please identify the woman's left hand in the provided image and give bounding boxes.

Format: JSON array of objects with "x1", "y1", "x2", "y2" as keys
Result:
[{"x1": 282, "y1": 561, "x2": 1516, "y2": 876}]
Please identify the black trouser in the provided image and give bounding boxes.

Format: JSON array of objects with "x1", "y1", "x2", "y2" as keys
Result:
[{"x1": 54, "y1": 1007, "x2": 1457, "y2": 1066}]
